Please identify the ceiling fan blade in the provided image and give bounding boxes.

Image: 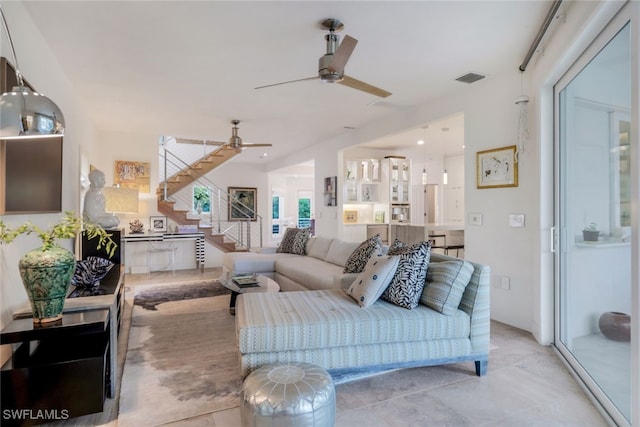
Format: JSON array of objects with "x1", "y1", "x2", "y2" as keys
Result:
[
  {"x1": 242, "y1": 143, "x2": 273, "y2": 148},
  {"x1": 328, "y1": 35, "x2": 357, "y2": 73},
  {"x1": 339, "y1": 75, "x2": 392, "y2": 98},
  {"x1": 255, "y1": 76, "x2": 318, "y2": 90},
  {"x1": 175, "y1": 138, "x2": 225, "y2": 146}
]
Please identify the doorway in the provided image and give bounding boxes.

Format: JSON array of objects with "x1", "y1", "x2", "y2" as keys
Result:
[{"x1": 554, "y1": 12, "x2": 632, "y2": 425}]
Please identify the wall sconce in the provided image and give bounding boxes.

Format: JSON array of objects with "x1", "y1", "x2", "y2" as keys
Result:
[
  {"x1": 443, "y1": 169, "x2": 448, "y2": 185},
  {"x1": 0, "y1": 6, "x2": 65, "y2": 139}
]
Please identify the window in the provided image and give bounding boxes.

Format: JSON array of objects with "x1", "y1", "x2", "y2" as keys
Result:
[
  {"x1": 298, "y1": 197, "x2": 310, "y2": 228},
  {"x1": 272, "y1": 196, "x2": 280, "y2": 234},
  {"x1": 193, "y1": 186, "x2": 211, "y2": 213}
]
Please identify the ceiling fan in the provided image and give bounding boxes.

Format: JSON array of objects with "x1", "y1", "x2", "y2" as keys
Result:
[
  {"x1": 175, "y1": 120, "x2": 272, "y2": 152},
  {"x1": 255, "y1": 18, "x2": 391, "y2": 98}
]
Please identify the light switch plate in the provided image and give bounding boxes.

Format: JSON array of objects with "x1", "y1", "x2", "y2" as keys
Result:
[
  {"x1": 509, "y1": 214, "x2": 525, "y2": 227},
  {"x1": 468, "y1": 213, "x2": 482, "y2": 225}
]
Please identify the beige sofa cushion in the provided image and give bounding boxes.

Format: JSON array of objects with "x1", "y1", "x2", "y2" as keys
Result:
[
  {"x1": 275, "y1": 256, "x2": 344, "y2": 290},
  {"x1": 306, "y1": 235, "x2": 334, "y2": 260},
  {"x1": 223, "y1": 251, "x2": 297, "y2": 274},
  {"x1": 324, "y1": 239, "x2": 361, "y2": 267}
]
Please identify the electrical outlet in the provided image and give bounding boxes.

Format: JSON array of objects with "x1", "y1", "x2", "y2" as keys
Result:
[{"x1": 501, "y1": 276, "x2": 511, "y2": 290}]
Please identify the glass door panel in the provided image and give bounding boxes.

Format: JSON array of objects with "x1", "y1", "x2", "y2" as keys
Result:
[{"x1": 556, "y1": 22, "x2": 631, "y2": 424}]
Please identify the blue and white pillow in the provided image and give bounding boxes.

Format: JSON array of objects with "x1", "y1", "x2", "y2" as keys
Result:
[
  {"x1": 421, "y1": 260, "x2": 473, "y2": 315},
  {"x1": 347, "y1": 254, "x2": 399, "y2": 307},
  {"x1": 381, "y1": 240, "x2": 431, "y2": 309}
]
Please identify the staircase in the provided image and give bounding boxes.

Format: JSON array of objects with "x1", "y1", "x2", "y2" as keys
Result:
[{"x1": 156, "y1": 143, "x2": 262, "y2": 253}]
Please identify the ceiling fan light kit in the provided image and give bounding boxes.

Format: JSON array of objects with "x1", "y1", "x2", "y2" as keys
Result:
[
  {"x1": 175, "y1": 120, "x2": 272, "y2": 153},
  {"x1": 255, "y1": 18, "x2": 391, "y2": 98}
]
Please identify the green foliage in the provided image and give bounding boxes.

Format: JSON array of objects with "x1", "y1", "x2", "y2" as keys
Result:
[
  {"x1": 298, "y1": 198, "x2": 310, "y2": 219},
  {"x1": 193, "y1": 186, "x2": 211, "y2": 212},
  {"x1": 0, "y1": 211, "x2": 117, "y2": 257},
  {"x1": 272, "y1": 196, "x2": 280, "y2": 219}
]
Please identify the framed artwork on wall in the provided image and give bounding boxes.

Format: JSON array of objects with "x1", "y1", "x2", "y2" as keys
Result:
[
  {"x1": 114, "y1": 160, "x2": 151, "y2": 192},
  {"x1": 228, "y1": 187, "x2": 257, "y2": 221},
  {"x1": 150, "y1": 216, "x2": 167, "y2": 232},
  {"x1": 476, "y1": 145, "x2": 518, "y2": 189},
  {"x1": 343, "y1": 210, "x2": 358, "y2": 224}
]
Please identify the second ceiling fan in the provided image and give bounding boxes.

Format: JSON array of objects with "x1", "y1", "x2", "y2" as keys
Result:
[
  {"x1": 255, "y1": 18, "x2": 392, "y2": 98},
  {"x1": 176, "y1": 120, "x2": 272, "y2": 153}
]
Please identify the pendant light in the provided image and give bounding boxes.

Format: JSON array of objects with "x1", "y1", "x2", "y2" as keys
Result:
[
  {"x1": 0, "y1": 6, "x2": 65, "y2": 139},
  {"x1": 441, "y1": 127, "x2": 449, "y2": 185},
  {"x1": 418, "y1": 126, "x2": 428, "y2": 185}
]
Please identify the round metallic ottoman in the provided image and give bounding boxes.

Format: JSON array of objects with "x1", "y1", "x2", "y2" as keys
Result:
[{"x1": 241, "y1": 362, "x2": 336, "y2": 427}]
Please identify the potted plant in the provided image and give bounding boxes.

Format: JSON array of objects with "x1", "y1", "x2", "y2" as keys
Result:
[
  {"x1": 582, "y1": 222, "x2": 600, "y2": 242},
  {"x1": 0, "y1": 211, "x2": 117, "y2": 323}
]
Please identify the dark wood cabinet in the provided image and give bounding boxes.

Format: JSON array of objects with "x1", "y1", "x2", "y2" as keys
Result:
[{"x1": 1, "y1": 310, "x2": 110, "y2": 426}]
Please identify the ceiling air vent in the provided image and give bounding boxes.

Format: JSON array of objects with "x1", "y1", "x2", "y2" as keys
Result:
[{"x1": 455, "y1": 72, "x2": 486, "y2": 84}]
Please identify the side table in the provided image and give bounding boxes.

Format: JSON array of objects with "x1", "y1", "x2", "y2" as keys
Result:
[
  {"x1": 223, "y1": 274, "x2": 279, "y2": 315},
  {"x1": 1, "y1": 310, "x2": 110, "y2": 426}
]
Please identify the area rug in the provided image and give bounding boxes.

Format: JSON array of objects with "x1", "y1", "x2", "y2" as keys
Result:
[{"x1": 118, "y1": 281, "x2": 240, "y2": 427}]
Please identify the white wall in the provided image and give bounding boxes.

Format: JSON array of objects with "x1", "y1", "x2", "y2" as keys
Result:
[
  {"x1": 0, "y1": 3, "x2": 99, "y2": 363},
  {"x1": 264, "y1": 2, "x2": 624, "y2": 337}
]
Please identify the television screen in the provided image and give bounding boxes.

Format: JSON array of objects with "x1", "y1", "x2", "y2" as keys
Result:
[{"x1": 1, "y1": 137, "x2": 63, "y2": 214}]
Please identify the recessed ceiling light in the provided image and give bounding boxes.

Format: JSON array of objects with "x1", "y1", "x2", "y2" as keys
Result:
[{"x1": 417, "y1": 139, "x2": 425, "y2": 145}]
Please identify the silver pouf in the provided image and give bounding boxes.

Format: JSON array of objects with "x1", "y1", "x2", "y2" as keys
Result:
[{"x1": 241, "y1": 362, "x2": 336, "y2": 427}]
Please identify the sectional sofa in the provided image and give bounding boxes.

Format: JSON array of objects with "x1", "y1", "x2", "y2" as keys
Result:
[
  {"x1": 225, "y1": 234, "x2": 491, "y2": 380},
  {"x1": 223, "y1": 235, "x2": 365, "y2": 291}
]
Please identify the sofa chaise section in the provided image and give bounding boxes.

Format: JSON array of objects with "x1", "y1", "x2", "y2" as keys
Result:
[{"x1": 235, "y1": 252, "x2": 490, "y2": 378}]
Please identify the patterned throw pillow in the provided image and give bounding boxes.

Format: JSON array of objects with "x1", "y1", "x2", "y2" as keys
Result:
[
  {"x1": 277, "y1": 228, "x2": 310, "y2": 254},
  {"x1": 347, "y1": 254, "x2": 400, "y2": 307},
  {"x1": 343, "y1": 234, "x2": 382, "y2": 273},
  {"x1": 421, "y1": 260, "x2": 474, "y2": 315},
  {"x1": 381, "y1": 240, "x2": 431, "y2": 309},
  {"x1": 290, "y1": 228, "x2": 311, "y2": 255},
  {"x1": 70, "y1": 256, "x2": 115, "y2": 288}
]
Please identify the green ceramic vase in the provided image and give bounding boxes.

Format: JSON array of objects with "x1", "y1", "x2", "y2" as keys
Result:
[{"x1": 18, "y1": 246, "x2": 76, "y2": 323}]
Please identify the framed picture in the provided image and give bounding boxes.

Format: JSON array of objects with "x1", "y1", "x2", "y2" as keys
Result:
[
  {"x1": 343, "y1": 210, "x2": 358, "y2": 224},
  {"x1": 476, "y1": 145, "x2": 518, "y2": 189},
  {"x1": 150, "y1": 216, "x2": 167, "y2": 232},
  {"x1": 114, "y1": 160, "x2": 151, "y2": 192},
  {"x1": 228, "y1": 187, "x2": 257, "y2": 221}
]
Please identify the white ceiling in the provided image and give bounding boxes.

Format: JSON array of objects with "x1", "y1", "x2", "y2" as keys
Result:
[{"x1": 15, "y1": 1, "x2": 553, "y2": 163}]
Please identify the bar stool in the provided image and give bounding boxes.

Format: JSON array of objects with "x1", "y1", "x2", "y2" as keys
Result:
[
  {"x1": 429, "y1": 233, "x2": 447, "y2": 252},
  {"x1": 147, "y1": 240, "x2": 177, "y2": 274}
]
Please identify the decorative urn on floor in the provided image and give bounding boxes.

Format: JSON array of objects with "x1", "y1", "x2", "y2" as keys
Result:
[
  {"x1": 599, "y1": 311, "x2": 631, "y2": 342},
  {"x1": 0, "y1": 211, "x2": 117, "y2": 323}
]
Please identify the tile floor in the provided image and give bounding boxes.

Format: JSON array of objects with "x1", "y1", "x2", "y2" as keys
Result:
[
  {"x1": 125, "y1": 268, "x2": 612, "y2": 427},
  {"x1": 46, "y1": 268, "x2": 612, "y2": 426}
]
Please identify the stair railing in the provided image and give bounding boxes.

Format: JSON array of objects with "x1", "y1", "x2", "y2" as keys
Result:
[{"x1": 159, "y1": 148, "x2": 263, "y2": 250}]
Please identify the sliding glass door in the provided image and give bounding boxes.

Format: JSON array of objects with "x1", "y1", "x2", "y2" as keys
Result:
[{"x1": 555, "y1": 10, "x2": 632, "y2": 425}]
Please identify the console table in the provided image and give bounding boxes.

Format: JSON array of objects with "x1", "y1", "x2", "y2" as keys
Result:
[
  {"x1": 1, "y1": 310, "x2": 110, "y2": 425},
  {"x1": 124, "y1": 231, "x2": 205, "y2": 272}
]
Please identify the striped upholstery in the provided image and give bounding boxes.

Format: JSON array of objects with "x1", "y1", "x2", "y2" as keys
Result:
[
  {"x1": 236, "y1": 251, "x2": 491, "y2": 377},
  {"x1": 237, "y1": 290, "x2": 470, "y2": 353}
]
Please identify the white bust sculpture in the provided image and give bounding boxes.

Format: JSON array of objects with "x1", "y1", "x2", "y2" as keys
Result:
[{"x1": 83, "y1": 169, "x2": 120, "y2": 228}]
